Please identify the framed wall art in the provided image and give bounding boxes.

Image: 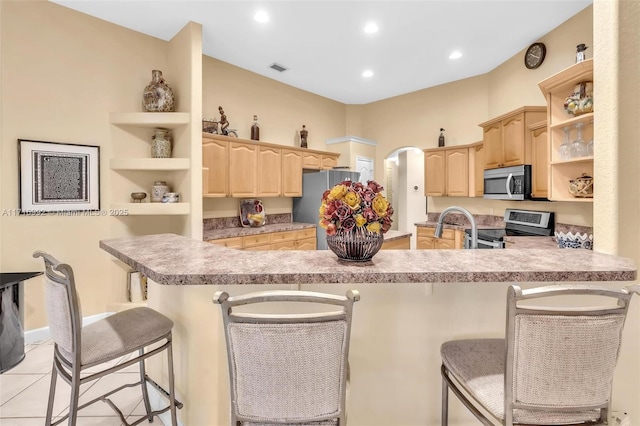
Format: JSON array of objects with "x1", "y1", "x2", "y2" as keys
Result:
[{"x1": 18, "y1": 139, "x2": 100, "y2": 214}]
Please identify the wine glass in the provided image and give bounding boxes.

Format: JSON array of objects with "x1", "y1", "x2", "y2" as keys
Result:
[
  {"x1": 559, "y1": 127, "x2": 571, "y2": 160},
  {"x1": 570, "y1": 122, "x2": 588, "y2": 158}
]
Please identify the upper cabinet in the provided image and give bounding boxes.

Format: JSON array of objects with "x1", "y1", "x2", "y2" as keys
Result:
[
  {"x1": 479, "y1": 106, "x2": 547, "y2": 170},
  {"x1": 202, "y1": 133, "x2": 337, "y2": 198},
  {"x1": 529, "y1": 120, "x2": 549, "y2": 199},
  {"x1": 424, "y1": 143, "x2": 479, "y2": 197},
  {"x1": 538, "y1": 59, "x2": 594, "y2": 202}
]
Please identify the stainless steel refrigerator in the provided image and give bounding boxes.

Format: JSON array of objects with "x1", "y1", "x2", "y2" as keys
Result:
[{"x1": 293, "y1": 169, "x2": 360, "y2": 250}]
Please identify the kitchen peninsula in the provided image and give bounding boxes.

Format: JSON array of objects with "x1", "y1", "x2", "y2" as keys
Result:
[{"x1": 100, "y1": 234, "x2": 636, "y2": 425}]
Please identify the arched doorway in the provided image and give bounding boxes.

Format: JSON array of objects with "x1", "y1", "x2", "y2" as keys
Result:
[{"x1": 384, "y1": 147, "x2": 426, "y2": 248}]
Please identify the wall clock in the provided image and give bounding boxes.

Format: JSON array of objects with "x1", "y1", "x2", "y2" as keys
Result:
[{"x1": 524, "y1": 42, "x2": 546, "y2": 69}]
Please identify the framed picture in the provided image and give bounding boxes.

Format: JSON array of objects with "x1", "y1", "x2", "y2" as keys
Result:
[{"x1": 18, "y1": 139, "x2": 100, "y2": 214}]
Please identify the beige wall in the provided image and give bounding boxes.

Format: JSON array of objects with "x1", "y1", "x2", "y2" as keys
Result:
[
  {"x1": 201, "y1": 56, "x2": 347, "y2": 218},
  {"x1": 1, "y1": 1, "x2": 172, "y2": 328}
]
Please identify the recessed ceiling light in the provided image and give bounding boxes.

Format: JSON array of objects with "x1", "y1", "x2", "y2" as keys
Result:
[
  {"x1": 449, "y1": 51, "x2": 463, "y2": 60},
  {"x1": 254, "y1": 10, "x2": 269, "y2": 23},
  {"x1": 364, "y1": 22, "x2": 379, "y2": 34},
  {"x1": 362, "y1": 70, "x2": 374, "y2": 78}
]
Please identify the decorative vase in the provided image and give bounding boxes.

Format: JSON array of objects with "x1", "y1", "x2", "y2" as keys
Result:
[
  {"x1": 326, "y1": 227, "x2": 384, "y2": 262},
  {"x1": 151, "y1": 181, "x2": 169, "y2": 203},
  {"x1": 142, "y1": 70, "x2": 175, "y2": 112},
  {"x1": 151, "y1": 128, "x2": 172, "y2": 158}
]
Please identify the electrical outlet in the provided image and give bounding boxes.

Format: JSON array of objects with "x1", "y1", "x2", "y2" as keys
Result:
[{"x1": 610, "y1": 411, "x2": 630, "y2": 426}]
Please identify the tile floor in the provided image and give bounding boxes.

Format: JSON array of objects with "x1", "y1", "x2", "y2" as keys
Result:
[{"x1": 0, "y1": 340, "x2": 165, "y2": 425}]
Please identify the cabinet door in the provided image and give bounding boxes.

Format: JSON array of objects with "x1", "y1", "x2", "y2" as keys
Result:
[
  {"x1": 202, "y1": 140, "x2": 228, "y2": 197},
  {"x1": 229, "y1": 142, "x2": 258, "y2": 197},
  {"x1": 321, "y1": 154, "x2": 338, "y2": 170},
  {"x1": 208, "y1": 237, "x2": 242, "y2": 249},
  {"x1": 381, "y1": 237, "x2": 410, "y2": 250},
  {"x1": 417, "y1": 236, "x2": 436, "y2": 249},
  {"x1": 473, "y1": 144, "x2": 484, "y2": 197},
  {"x1": 282, "y1": 149, "x2": 303, "y2": 197},
  {"x1": 502, "y1": 113, "x2": 526, "y2": 166},
  {"x1": 445, "y1": 148, "x2": 469, "y2": 196},
  {"x1": 257, "y1": 145, "x2": 282, "y2": 197},
  {"x1": 302, "y1": 152, "x2": 321, "y2": 169},
  {"x1": 483, "y1": 124, "x2": 503, "y2": 169},
  {"x1": 530, "y1": 125, "x2": 548, "y2": 198},
  {"x1": 295, "y1": 238, "x2": 316, "y2": 250},
  {"x1": 424, "y1": 150, "x2": 446, "y2": 196},
  {"x1": 434, "y1": 239, "x2": 456, "y2": 249}
]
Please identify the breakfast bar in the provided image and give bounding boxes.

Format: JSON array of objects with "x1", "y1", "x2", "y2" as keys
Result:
[{"x1": 100, "y1": 234, "x2": 637, "y2": 425}]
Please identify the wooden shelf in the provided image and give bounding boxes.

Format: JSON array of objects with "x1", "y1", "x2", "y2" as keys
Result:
[
  {"x1": 110, "y1": 158, "x2": 190, "y2": 170},
  {"x1": 550, "y1": 156, "x2": 594, "y2": 166},
  {"x1": 549, "y1": 113, "x2": 594, "y2": 130},
  {"x1": 538, "y1": 59, "x2": 593, "y2": 94},
  {"x1": 110, "y1": 112, "x2": 190, "y2": 129},
  {"x1": 110, "y1": 203, "x2": 190, "y2": 216},
  {"x1": 547, "y1": 197, "x2": 593, "y2": 203}
]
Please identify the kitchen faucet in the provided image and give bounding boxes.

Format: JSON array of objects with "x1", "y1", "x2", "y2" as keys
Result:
[{"x1": 435, "y1": 206, "x2": 477, "y2": 249}]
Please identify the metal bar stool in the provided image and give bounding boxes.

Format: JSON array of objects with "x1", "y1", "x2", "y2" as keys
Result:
[{"x1": 34, "y1": 251, "x2": 183, "y2": 425}]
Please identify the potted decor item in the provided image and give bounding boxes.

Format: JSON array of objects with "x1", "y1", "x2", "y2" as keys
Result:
[
  {"x1": 320, "y1": 180, "x2": 393, "y2": 262},
  {"x1": 142, "y1": 70, "x2": 175, "y2": 112}
]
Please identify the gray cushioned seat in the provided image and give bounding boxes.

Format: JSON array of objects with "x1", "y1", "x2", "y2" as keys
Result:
[{"x1": 58, "y1": 307, "x2": 174, "y2": 367}]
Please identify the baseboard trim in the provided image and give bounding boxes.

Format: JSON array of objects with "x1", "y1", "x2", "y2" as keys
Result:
[
  {"x1": 24, "y1": 312, "x2": 114, "y2": 344},
  {"x1": 146, "y1": 383, "x2": 185, "y2": 426}
]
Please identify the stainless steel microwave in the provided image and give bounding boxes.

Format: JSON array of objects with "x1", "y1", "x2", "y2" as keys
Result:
[{"x1": 483, "y1": 165, "x2": 532, "y2": 200}]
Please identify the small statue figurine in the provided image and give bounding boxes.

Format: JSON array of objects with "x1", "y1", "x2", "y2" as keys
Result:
[
  {"x1": 218, "y1": 106, "x2": 229, "y2": 136},
  {"x1": 300, "y1": 125, "x2": 308, "y2": 148}
]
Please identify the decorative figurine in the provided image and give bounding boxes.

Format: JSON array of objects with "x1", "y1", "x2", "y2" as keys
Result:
[
  {"x1": 300, "y1": 125, "x2": 308, "y2": 148},
  {"x1": 251, "y1": 115, "x2": 260, "y2": 141},
  {"x1": 217, "y1": 106, "x2": 238, "y2": 137},
  {"x1": 438, "y1": 128, "x2": 445, "y2": 147}
]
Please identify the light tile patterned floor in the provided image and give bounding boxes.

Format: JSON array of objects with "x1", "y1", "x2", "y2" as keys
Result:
[{"x1": 0, "y1": 340, "x2": 164, "y2": 425}]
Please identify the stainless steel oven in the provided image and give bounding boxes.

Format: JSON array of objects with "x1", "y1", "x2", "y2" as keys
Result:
[
  {"x1": 464, "y1": 209, "x2": 554, "y2": 249},
  {"x1": 483, "y1": 165, "x2": 532, "y2": 200}
]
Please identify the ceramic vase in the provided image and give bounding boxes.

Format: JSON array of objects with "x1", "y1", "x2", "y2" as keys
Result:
[
  {"x1": 142, "y1": 70, "x2": 175, "y2": 112},
  {"x1": 151, "y1": 128, "x2": 172, "y2": 158},
  {"x1": 151, "y1": 181, "x2": 169, "y2": 203}
]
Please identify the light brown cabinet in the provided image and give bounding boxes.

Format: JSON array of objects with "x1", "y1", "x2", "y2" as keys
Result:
[
  {"x1": 538, "y1": 59, "x2": 593, "y2": 202},
  {"x1": 529, "y1": 120, "x2": 548, "y2": 199},
  {"x1": 203, "y1": 134, "x2": 338, "y2": 197},
  {"x1": 202, "y1": 138, "x2": 228, "y2": 197},
  {"x1": 381, "y1": 236, "x2": 410, "y2": 250},
  {"x1": 282, "y1": 149, "x2": 302, "y2": 197},
  {"x1": 257, "y1": 145, "x2": 282, "y2": 197},
  {"x1": 424, "y1": 146, "x2": 471, "y2": 197},
  {"x1": 416, "y1": 227, "x2": 463, "y2": 250},
  {"x1": 471, "y1": 143, "x2": 484, "y2": 197},
  {"x1": 208, "y1": 228, "x2": 316, "y2": 251},
  {"x1": 479, "y1": 107, "x2": 546, "y2": 170}
]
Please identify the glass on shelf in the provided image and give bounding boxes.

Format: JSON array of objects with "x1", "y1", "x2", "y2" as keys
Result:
[
  {"x1": 559, "y1": 126, "x2": 572, "y2": 161},
  {"x1": 570, "y1": 122, "x2": 589, "y2": 158},
  {"x1": 587, "y1": 138, "x2": 594, "y2": 156}
]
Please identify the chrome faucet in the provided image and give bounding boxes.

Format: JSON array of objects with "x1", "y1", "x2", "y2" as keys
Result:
[{"x1": 435, "y1": 206, "x2": 477, "y2": 249}]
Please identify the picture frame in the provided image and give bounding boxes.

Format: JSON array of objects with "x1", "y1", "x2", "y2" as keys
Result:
[{"x1": 18, "y1": 139, "x2": 100, "y2": 214}]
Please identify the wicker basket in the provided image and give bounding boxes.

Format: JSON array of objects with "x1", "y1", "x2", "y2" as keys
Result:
[{"x1": 326, "y1": 227, "x2": 384, "y2": 262}]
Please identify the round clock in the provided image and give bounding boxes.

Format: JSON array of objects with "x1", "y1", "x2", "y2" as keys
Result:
[{"x1": 524, "y1": 42, "x2": 546, "y2": 69}]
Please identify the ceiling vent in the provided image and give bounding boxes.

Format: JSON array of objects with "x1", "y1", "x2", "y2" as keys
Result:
[{"x1": 269, "y1": 63, "x2": 288, "y2": 72}]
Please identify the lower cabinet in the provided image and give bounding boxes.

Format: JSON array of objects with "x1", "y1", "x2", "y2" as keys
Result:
[
  {"x1": 416, "y1": 227, "x2": 464, "y2": 250},
  {"x1": 381, "y1": 236, "x2": 410, "y2": 250},
  {"x1": 208, "y1": 228, "x2": 316, "y2": 251}
]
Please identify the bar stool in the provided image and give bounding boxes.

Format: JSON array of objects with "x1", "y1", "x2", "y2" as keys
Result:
[
  {"x1": 213, "y1": 289, "x2": 360, "y2": 425},
  {"x1": 441, "y1": 284, "x2": 638, "y2": 426},
  {"x1": 33, "y1": 251, "x2": 182, "y2": 425}
]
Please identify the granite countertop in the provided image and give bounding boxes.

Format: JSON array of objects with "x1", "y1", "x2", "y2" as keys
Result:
[
  {"x1": 204, "y1": 222, "x2": 315, "y2": 241},
  {"x1": 381, "y1": 230, "x2": 411, "y2": 241},
  {"x1": 504, "y1": 236, "x2": 559, "y2": 250},
  {"x1": 100, "y1": 233, "x2": 636, "y2": 285},
  {"x1": 415, "y1": 221, "x2": 502, "y2": 231}
]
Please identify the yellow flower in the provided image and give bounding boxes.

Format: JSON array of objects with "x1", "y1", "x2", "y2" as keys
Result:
[
  {"x1": 355, "y1": 214, "x2": 367, "y2": 228},
  {"x1": 328, "y1": 185, "x2": 348, "y2": 200},
  {"x1": 372, "y1": 194, "x2": 389, "y2": 217},
  {"x1": 344, "y1": 191, "x2": 361, "y2": 210},
  {"x1": 366, "y1": 222, "x2": 381, "y2": 233},
  {"x1": 318, "y1": 203, "x2": 326, "y2": 218}
]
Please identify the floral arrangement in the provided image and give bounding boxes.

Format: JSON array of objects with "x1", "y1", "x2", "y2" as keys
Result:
[{"x1": 319, "y1": 180, "x2": 393, "y2": 236}]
